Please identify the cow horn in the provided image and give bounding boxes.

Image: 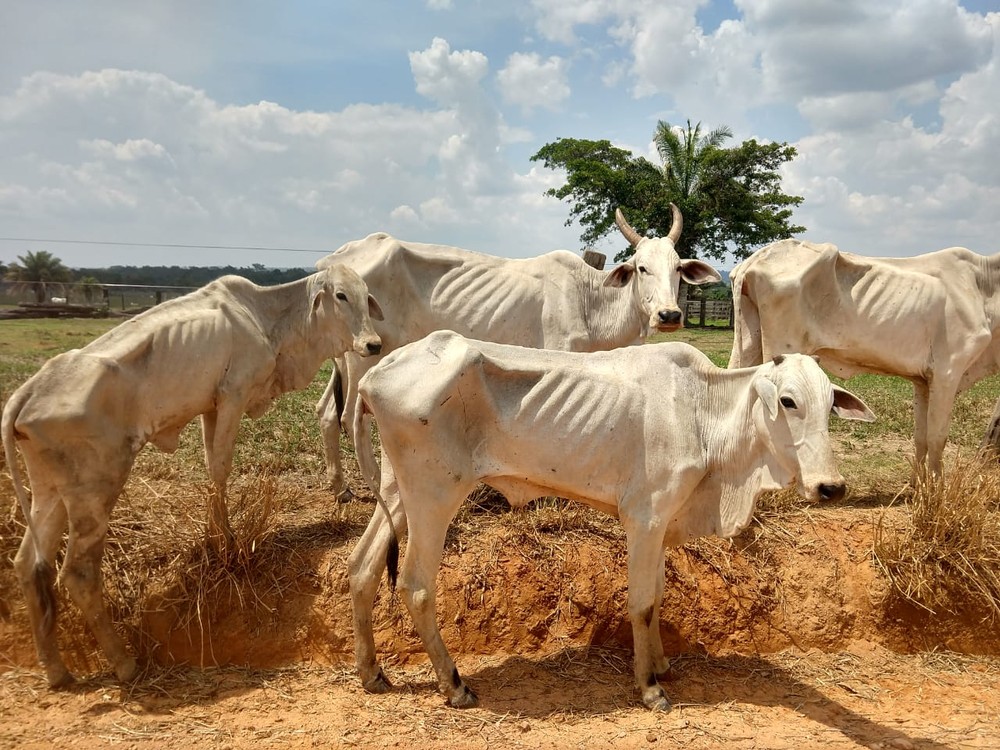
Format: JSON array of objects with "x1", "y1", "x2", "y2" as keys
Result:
[
  {"x1": 667, "y1": 203, "x2": 683, "y2": 245},
  {"x1": 615, "y1": 208, "x2": 643, "y2": 247}
]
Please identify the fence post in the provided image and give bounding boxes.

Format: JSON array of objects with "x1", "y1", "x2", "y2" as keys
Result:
[{"x1": 582, "y1": 249, "x2": 606, "y2": 270}]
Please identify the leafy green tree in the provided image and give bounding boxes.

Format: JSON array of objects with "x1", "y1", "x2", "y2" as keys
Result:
[
  {"x1": 4, "y1": 250, "x2": 73, "y2": 303},
  {"x1": 531, "y1": 120, "x2": 805, "y2": 262},
  {"x1": 78, "y1": 274, "x2": 101, "y2": 303}
]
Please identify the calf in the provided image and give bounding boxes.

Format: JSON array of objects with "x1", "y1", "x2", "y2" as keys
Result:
[
  {"x1": 3, "y1": 264, "x2": 382, "y2": 688},
  {"x1": 349, "y1": 331, "x2": 874, "y2": 710}
]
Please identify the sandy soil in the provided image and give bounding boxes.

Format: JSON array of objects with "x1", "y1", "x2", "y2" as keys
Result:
[{"x1": 2, "y1": 471, "x2": 999, "y2": 748}]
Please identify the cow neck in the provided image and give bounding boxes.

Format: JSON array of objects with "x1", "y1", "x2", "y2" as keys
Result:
[
  {"x1": 580, "y1": 266, "x2": 645, "y2": 350},
  {"x1": 255, "y1": 277, "x2": 326, "y2": 388},
  {"x1": 703, "y1": 368, "x2": 785, "y2": 536}
]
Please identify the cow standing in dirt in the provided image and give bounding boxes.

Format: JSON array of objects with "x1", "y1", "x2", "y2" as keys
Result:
[
  {"x1": 350, "y1": 331, "x2": 875, "y2": 710},
  {"x1": 3, "y1": 265, "x2": 383, "y2": 688}
]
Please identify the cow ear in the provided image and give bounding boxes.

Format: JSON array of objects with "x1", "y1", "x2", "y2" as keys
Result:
[
  {"x1": 368, "y1": 294, "x2": 385, "y2": 321},
  {"x1": 679, "y1": 259, "x2": 722, "y2": 286},
  {"x1": 604, "y1": 262, "x2": 635, "y2": 288},
  {"x1": 311, "y1": 288, "x2": 325, "y2": 316},
  {"x1": 831, "y1": 386, "x2": 876, "y2": 422},
  {"x1": 753, "y1": 375, "x2": 779, "y2": 419}
]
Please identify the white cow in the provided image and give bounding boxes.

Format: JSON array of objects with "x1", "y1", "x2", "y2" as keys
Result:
[
  {"x1": 729, "y1": 239, "x2": 1000, "y2": 475},
  {"x1": 349, "y1": 331, "x2": 874, "y2": 711},
  {"x1": 315, "y1": 205, "x2": 722, "y2": 498},
  {"x1": 3, "y1": 265, "x2": 383, "y2": 688}
]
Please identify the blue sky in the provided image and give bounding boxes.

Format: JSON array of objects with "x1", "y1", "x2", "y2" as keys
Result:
[{"x1": 0, "y1": 0, "x2": 997, "y2": 271}]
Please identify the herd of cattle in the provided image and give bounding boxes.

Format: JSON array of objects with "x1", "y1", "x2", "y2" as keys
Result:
[{"x1": 2, "y1": 205, "x2": 995, "y2": 711}]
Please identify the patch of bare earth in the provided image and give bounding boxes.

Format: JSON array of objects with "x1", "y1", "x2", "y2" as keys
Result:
[{"x1": 1, "y1": 459, "x2": 999, "y2": 748}]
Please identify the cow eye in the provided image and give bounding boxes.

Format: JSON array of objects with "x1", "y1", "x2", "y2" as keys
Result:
[
  {"x1": 779, "y1": 396, "x2": 797, "y2": 409},
  {"x1": 638, "y1": 265, "x2": 648, "y2": 274},
  {"x1": 335, "y1": 291, "x2": 348, "y2": 301}
]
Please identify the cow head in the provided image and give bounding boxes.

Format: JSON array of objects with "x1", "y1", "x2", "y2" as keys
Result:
[
  {"x1": 311, "y1": 265, "x2": 385, "y2": 357},
  {"x1": 751, "y1": 354, "x2": 875, "y2": 502},
  {"x1": 604, "y1": 205, "x2": 721, "y2": 333}
]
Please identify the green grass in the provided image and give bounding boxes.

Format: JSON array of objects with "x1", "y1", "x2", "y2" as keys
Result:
[{"x1": 0, "y1": 318, "x2": 120, "y2": 397}]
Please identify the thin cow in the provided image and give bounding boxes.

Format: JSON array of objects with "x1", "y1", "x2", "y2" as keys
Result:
[
  {"x1": 729, "y1": 239, "x2": 1000, "y2": 475},
  {"x1": 315, "y1": 205, "x2": 721, "y2": 498},
  {"x1": 3, "y1": 265, "x2": 383, "y2": 688},
  {"x1": 349, "y1": 330, "x2": 874, "y2": 710}
]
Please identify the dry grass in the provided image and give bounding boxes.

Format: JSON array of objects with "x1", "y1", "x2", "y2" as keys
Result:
[
  {"x1": 873, "y1": 454, "x2": 1000, "y2": 620},
  {"x1": 1, "y1": 469, "x2": 360, "y2": 673}
]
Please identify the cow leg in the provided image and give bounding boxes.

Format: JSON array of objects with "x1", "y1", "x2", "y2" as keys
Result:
[
  {"x1": 60, "y1": 495, "x2": 137, "y2": 684},
  {"x1": 200, "y1": 410, "x2": 237, "y2": 549},
  {"x1": 316, "y1": 369, "x2": 349, "y2": 499},
  {"x1": 623, "y1": 524, "x2": 671, "y2": 711},
  {"x1": 924, "y1": 381, "x2": 957, "y2": 477},
  {"x1": 649, "y1": 549, "x2": 670, "y2": 677},
  {"x1": 347, "y1": 452, "x2": 409, "y2": 692},
  {"x1": 396, "y1": 482, "x2": 477, "y2": 708},
  {"x1": 13, "y1": 477, "x2": 72, "y2": 688},
  {"x1": 911, "y1": 380, "x2": 930, "y2": 476}
]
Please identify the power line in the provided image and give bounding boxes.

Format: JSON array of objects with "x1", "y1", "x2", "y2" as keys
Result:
[{"x1": 0, "y1": 236, "x2": 326, "y2": 255}]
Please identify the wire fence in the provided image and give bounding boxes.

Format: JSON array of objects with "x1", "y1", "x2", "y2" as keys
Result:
[{"x1": 0, "y1": 280, "x2": 196, "y2": 312}]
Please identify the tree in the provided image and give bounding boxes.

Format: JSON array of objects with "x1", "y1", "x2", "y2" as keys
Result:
[
  {"x1": 4, "y1": 250, "x2": 73, "y2": 303},
  {"x1": 78, "y1": 274, "x2": 101, "y2": 304},
  {"x1": 531, "y1": 120, "x2": 805, "y2": 262}
]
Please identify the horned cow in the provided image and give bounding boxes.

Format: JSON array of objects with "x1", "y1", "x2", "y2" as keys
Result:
[
  {"x1": 349, "y1": 330, "x2": 875, "y2": 710},
  {"x1": 315, "y1": 205, "x2": 722, "y2": 499},
  {"x1": 3, "y1": 264, "x2": 383, "y2": 688}
]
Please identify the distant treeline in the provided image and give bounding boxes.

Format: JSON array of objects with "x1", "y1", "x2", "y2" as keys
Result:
[{"x1": 72, "y1": 264, "x2": 313, "y2": 288}]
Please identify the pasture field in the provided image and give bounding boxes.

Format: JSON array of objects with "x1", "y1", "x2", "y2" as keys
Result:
[{"x1": 1, "y1": 318, "x2": 999, "y2": 749}]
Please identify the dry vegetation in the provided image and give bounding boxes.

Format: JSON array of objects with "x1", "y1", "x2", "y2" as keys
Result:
[{"x1": 874, "y1": 455, "x2": 1000, "y2": 620}]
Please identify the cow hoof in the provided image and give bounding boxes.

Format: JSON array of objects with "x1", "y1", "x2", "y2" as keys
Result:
[
  {"x1": 48, "y1": 669, "x2": 77, "y2": 691},
  {"x1": 363, "y1": 669, "x2": 392, "y2": 694},
  {"x1": 115, "y1": 657, "x2": 139, "y2": 683},
  {"x1": 448, "y1": 684, "x2": 479, "y2": 709},
  {"x1": 643, "y1": 692, "x2": 672, "y2": 712},
  {"x1": 335, "y1": 487, "x2": 355, "y2": 504}
]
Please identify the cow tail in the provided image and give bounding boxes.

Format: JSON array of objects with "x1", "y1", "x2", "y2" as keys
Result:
[
  {"x1": 352, "y1": 393, "x2": 400, "y2": 589},
  {"x1": 728, "y1": 265, "x2": 763, "y2": 367},
  {"x1": 2, "y1": 388, "x2": 57, "y2": 633},
  {"x1": 3, "y1": 387, "x2": 35, "y2": 533},
  {"x1": 332, "y1": 363, "x2": 345, "y2": 434}
]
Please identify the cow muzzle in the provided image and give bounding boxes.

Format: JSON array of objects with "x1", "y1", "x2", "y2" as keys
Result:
[
  {"x1": 356, "y1": 336, "x2": 383, "y2": 357},
  {"x1": 653, "y1": 309, "x2": 683, "y2": 333},
  {"x1": 817, "y1": 481, "x2": 846, "y2": 503},
  {"x1": 805, "y1": 479, "x2": 846, "y2": 503}
]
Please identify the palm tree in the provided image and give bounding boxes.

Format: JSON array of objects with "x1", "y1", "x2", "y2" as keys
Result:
[
  {"x1": 78, "y1": 274, "x2": 101, "y2": 304},
  {"x1": 5, "y1": 250, "x2": 73, "y2": 304},
  {"x1": 641, "y1": 120, "x2": 733, "y2": 257},
  {"x1": 654, "y1": 119, "x2": 733, "y2": 200}
]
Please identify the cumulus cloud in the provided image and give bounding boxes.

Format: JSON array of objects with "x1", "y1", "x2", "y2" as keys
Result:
[
  {"x1": 0, "y1": 55, "x2": 578, "y2": 267},
  {"x1": 739, "y1": 0, "x2": 993, "y2": 98},
  {"x1": 410, "y1": 37, "x2": 490, "y2": 107},
  {"x1": 497, "y1": 52, "x2": 571, "y2": 114}
]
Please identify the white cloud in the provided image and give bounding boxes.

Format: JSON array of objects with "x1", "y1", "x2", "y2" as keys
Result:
[
  {"x1": 409, "y1": 37, "x2": 490, "y2": 107},
  {"x1": 739, "y1": 0, "x2": 993, "y2": 98},
  {"x1": 497, "y1": 52, "x2": 571, "y2": 114}
]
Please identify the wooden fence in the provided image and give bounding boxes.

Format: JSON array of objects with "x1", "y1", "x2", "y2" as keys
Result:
[{"x1": 682, "y1": 298, "x2": 733, "y2": 329}]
